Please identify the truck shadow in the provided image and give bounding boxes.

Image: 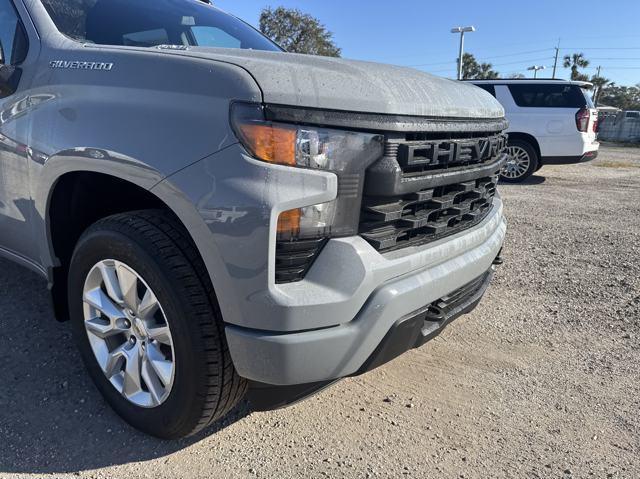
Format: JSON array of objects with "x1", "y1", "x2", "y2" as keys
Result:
[{"x1": 0, "y1": 258, "x2": 251, "y2": 474}]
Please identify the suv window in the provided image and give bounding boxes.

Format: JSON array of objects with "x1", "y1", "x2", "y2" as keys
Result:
[
  {"x1": 0, "y1": 0, "x2": 28, "y2": 65},
  {"x1": 508, "y1": 84, "x2": 588, "y2": 108},
  {"x1": 41, "y1": 0, "x2": 281, "y2": 51},
  {"x1": 473, "y1": 84, "x2": 496, "y2": 97}
]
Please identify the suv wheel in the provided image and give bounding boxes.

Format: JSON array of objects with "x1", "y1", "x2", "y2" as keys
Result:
[
  {"x1": 68, "y1": 210, "x2": 247, "y2": 438},
  {"x1": 501, "y1": 140, "x2": 539, "y2": 183}
]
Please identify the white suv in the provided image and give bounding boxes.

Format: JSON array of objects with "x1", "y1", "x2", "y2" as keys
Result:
[{"x1": 470, "y1": 80, "x2": 599, "y2": 182}]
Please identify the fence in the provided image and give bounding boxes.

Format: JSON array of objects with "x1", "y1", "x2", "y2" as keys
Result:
[{"x1": 598, "y1": 112, "x2": 640, "y2": 143}]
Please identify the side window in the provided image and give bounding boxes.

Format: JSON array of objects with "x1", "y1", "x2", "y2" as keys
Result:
[
  {"x1": 508, "y1": 84, "x2": 587, "y2": 108},
  {"x1": 0, "y1": 0, "x2": 28, "y2": 65},
  {"x1": 474, "y1": 84, "x2": 496, "y2": 97}
]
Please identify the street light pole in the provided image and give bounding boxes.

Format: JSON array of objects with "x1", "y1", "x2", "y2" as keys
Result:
[
  {"x1": 527, "y1": 65, "x2": 546, "y2": 78},
  {"x1": 451, "y1": 26, "x2": 475, "y2": 80}
]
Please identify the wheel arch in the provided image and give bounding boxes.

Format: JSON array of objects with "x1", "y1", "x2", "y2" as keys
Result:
[{"x1": 40, "y1": 160, "x2": 218, "y2": 323}]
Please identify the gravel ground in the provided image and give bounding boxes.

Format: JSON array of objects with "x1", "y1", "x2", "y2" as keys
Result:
[{"x1": 1, "y1": 145, "x2": 639, "y2": 479}]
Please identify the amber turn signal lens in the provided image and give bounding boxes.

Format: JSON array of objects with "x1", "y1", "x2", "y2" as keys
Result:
[
  {"x1": 237, "y1": 123, "x2": 296, "y2": 166},
  {"x1": 277, "y1": 208, "x2": 301, "y2": 236}
]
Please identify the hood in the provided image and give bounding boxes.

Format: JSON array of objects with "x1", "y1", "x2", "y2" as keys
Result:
[{"x1": 170, "y1": 48, "x2": 504, "y2": 119}]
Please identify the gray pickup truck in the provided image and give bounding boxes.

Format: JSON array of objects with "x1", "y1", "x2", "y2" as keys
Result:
[{"x1": 0, "y1": 0, "x2": 507, "y2": 438}]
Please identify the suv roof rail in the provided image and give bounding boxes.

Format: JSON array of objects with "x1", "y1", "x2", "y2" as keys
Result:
[{"x1": 464, "y1": 78, "x2": 594, "y2": 88}]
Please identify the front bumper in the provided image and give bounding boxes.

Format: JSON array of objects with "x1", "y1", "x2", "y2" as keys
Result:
[
  {"x1": 248, "y1": 264, "x2": 500, "y2": 411},
  {"x1": 225, "y1": 198, "x2": 506, "y2": 387}
]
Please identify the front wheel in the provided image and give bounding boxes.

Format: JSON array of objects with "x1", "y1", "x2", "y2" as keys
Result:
[
  {"x1": 68, "y1": 210, "x2": 247, "y2": 438},
  {"x1": 500, "y1": 140, "x2": 539, "y2": 183}
]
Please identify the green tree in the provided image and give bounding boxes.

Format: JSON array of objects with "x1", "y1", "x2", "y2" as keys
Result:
[
  {"x1": 259, "y1": 7, "x2": 341, "y2": 57},
  {"x1": 598, "y1": 84, "x2": 640, "y2": 110},
  {"x1": 589, "y1": 73, "x2": 612, "y2": 106},
  {"x1": 563, "y1": 53, "x2": 590, "y2": 81},
  {"x1": 461, "y1": 53, "x2": 500, "y2": 79}
]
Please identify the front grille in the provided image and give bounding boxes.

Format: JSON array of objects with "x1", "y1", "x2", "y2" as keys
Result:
[
  {"x1": 360, "y1": 131, "x2": 506, "y2": 252},
  {"x1": 360, "y1": 173, "x2": 499, "y2": 251}
]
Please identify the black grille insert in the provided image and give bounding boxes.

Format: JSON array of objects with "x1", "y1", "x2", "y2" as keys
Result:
[
  {"x1": 275, "y1": 238, "x2": 327, "y2": 283},
  {"x1": 360, "y1": 173, "x2": 499, "y2": 252},
  {"x1": 425, "y1": 270, "x2": 493, "y2": 323}
]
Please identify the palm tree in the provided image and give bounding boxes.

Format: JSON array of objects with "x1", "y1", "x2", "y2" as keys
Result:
[
  {"x1": 590, "y1": 74, "x2": 612, "y2": 106},
  {"x1": 563, "y1": 53, "x2": 590, "y2": 81}
]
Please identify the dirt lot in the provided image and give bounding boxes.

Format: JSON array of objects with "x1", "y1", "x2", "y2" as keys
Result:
[{"x1": 1, "y1": 144, "x2": 639, "y2": 479}]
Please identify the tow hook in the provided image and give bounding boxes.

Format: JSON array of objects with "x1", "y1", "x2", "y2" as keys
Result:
[{"x1": 492, "y1": 249, "x2": 504, "y2": 266}]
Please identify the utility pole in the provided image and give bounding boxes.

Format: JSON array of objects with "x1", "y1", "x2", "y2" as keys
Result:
[
  {"x1": 593, "y1": 65, "x2": 602, "y2": 106},
  {"x1": 552, "y1": 39, "x2": 560, "y2": 79},
  {"x1": 451, "y1": 26, "x2": 475, "y2": 80}
]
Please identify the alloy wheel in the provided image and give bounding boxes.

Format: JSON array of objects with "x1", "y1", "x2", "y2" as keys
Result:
[
  {"x1": 502, "y1": 146, "x2": 531, "y2": 179},
  {"x1": 82, "y1": 259, "x2": 175, "y2": 408}
]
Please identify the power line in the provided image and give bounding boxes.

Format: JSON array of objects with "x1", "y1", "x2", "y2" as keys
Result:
[
  {"x1": 407, "y1": 60, "x2": 457, "y2": 68},
  {"x1": 560, "y1": 46, "x2": 640, "y2": 50},
  {"x1": 402, "y1": 47, "x2": 640, "y2": 69},
  {"x1": 406, "y1": 48, "x2": 555, "y2": 68},
  {"x1": 475, "y1": 48, "x2": 554, "y2": 60},
  {"x1": 583, "y1": 66, "x2": 640, "y2": 70},
  {"x1": 490, "y1": 57, "x2": 555, "y2": 67},
  {"x1": 586, "y1": 57, "x2": 640, "y2": 60}
]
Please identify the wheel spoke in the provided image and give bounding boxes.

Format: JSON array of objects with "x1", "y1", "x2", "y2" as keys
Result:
[
  {"x1": 147, "y1": 324, "x2": 171, "y2": 345},
  {"x1": 141, "y1": 358, "x2": 164, "y2": 405},
  {"x1": 146, "y1": 343, "x2": 173, "y2": 385},
  {"x1": 97, "y1": 262, "x2": 123, "y2": 305},
  {"x1": 104, "y1": 343, "x2": 128, "y2": 378},
  {"x1": 85, "y1": 316, "x2": 124, "y2": 339},
  {"x1": 122, "y1": 343, "x2": 143, "y2": 398},
  {"x1": 84, "y1": 287, "x2": 124, "y2": 321},
  {"x1": 117, "y1": 265, "x2": 139, "y2": 311},
  {"x1": 138, "y1": 288, "x2": 159, "y2": 319}
]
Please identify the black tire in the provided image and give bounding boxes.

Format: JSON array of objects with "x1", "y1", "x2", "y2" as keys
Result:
[
  {"x1": 68, "y1": 210, "x2": 247, "y2": 439},
  {"x1": 500, "y1": 139, "x2": 539, "y2": 183}
]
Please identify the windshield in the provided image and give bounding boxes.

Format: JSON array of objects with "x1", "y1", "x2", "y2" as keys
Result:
[{"x1": 40, "y1": 0, "x2": 282, "y2": 51}]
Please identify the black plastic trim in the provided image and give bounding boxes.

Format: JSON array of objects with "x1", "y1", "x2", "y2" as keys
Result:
[
  {"x1": 263, "y1": 104, "x2": 509, "y2": 133},
  {"x1": 247, "y1": 379, "x2": 339, "y2": 411},
  {"x1": 365, "y1": 154, "x2": 506, "y2": 197},
  {"x1": 275, "y1": 238, "x2": 328, "y2": 283},
  {"x1": 542, "y1": 151, "x2": 598, "y2": 164},
  {"x1": 356, "y1": 267, "x2": 495, "y2": 375}
]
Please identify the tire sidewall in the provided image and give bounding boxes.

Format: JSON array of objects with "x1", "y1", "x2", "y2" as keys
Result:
[{"x1": 69, "y1": 227, "x2": 210, "y2": 438}]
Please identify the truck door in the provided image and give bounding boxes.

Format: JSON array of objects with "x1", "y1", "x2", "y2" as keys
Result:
[{"x1": 0, "y1": 0, "x2": 35, "y2": 263}]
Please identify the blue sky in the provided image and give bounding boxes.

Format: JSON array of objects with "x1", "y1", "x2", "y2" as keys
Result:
[{"x1": 216, "y1": 0, "x2": 640, "y2": 86}]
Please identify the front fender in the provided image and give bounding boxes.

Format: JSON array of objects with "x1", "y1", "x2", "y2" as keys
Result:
[{"x1": 33, "y1": 148, "x2": 168, "y2": 272}]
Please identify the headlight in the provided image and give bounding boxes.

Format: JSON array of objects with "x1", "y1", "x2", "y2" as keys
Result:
[{"x1": 231, "y1": 102, "x2": 383, "y2": 242}]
